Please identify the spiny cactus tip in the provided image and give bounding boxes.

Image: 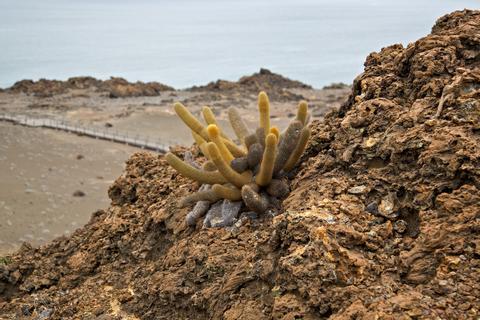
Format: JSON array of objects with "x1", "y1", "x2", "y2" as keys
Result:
[
  {"x1": 299, "y1": 100, "x2": 308, "y2": 110},
  {"x1": 258, "y1": 91, "x2": 269, "y2": 111},
  {"x1": 296, "y1": 101, "x2": 308, "y2": 125},
  {"x1": 173, "y1": 101, "x2": 184, "y2": 110},
  {"x1": 207, "y1": 124, "x2": 220, "y2": 137},
  {"x1": 269, "y1": 126, "x2": 280, "y2": 140},
  {"x1": 265, "y1": 132, "x2": 277, "y2": 146},
  {"x1": 202, "y1": 106, "x2": 218, "y2": 125}
]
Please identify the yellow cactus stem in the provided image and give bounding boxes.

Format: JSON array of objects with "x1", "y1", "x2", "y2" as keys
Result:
[
  {"x1": 212, "y1": 184, "x2": 242, "y2": 201},
  {"x1": 223, "y1": 139, "x2": 247, "y2": 157},
  {"x1": 206, "y1": 142, "x2": 251, "y2": 188},
  {"x1": 202, "y1": 106, "x2": 218, "y2": 126},
  {"x1": 191, "y1": 130, "x2": 206, "y2": 146},
  {"x1": 191, "y1": 131, "x2": 211, "y2": 158},
  {"x1": 202, "y1": 106, "x2": 230, "y2": 140},
  {"x1": 174, "y1": 102, "x2": 209, "y2": 140},
  {"x1": 179, "y1": 189, "x2": 220, "y2": 208},
  {"x1": 202, "y1": 160, "x2": 217, "y2": 171},
  {"x1": 269, "y1": 126, "x2": 280, "y2": 140},
  {"x1": 198, "y1": 143, "x2": 211, "y2": 160},
  {"x1": 283, "y1": 127, "x2": 311, "y2": 172},
  {"x1": 207, "y1": 124, "x2": 234, "y2": 163},
  {"x1": 165, "y1": 152, "x2": 226, "y2": 184},
  {"x1": 241, "y1": 170, "x2": 254, "y2": 181},
  {"x1": 258, "y1": 91, "x2": 270, "y2": 136},
  {"x1": 296, "y1": 101, "x2": 309, "y2": 125},
  {"x1": 227, "y1": 107, "x2": 250, "y2": 144},
  {"x1": 255, "y1": 133, "x2": 278, "y2": 186}
]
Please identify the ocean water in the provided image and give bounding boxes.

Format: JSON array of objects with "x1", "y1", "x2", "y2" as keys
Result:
[{"x1": 0, "y1": 0, "x2": 478, "y2": 89}]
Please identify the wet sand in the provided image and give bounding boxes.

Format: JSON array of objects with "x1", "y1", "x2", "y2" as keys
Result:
[{"x1": 0, "y1": 122, "x2": 140, "y2": 254}]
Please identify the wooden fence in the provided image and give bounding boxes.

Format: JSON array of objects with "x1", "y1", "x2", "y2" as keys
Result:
[{"x1": 0, "y1": 113, "x2": 170, "y2": 153}]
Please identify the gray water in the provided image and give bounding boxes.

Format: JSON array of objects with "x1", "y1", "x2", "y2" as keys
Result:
[{"x1": 0, "y1": 0, "x2": 478, "y2": 89}]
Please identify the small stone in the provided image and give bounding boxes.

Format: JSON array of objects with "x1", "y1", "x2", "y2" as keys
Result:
[
  {"x1": 72, "y1": 190, "x2": 86, "y2": 197},
  {"x1": 363, "y1": 137, "x2": 378, "y2": 148},
  {"x1": 239, "y1": 211, "x2": 258, "y2": 220},
  {"x1": 393, "y1": 220, "x2": 407, "y2": 233},
  {"x1": 379, "y1": 198, "x2": 394, "y2": 215},
  {"x1": 348, "y1": 185, "x2": 367, "y2": 194},
  {"x1": 22, "y1": 305, "x2": 32, "y2": 316},
  {"x1": 458, "y1": 302, "x2": 471, "y2": 311},
  {"x1": 210, "y1": 200, "x2": 242, "y2": 228},
  {"x1": 377, "y1": 194, "x2": 399, "y2": 219},
  {"x1": 366, "y1": 202, "x2": 379, "y2": 215},
  {"x1": 202, "y1": 201, "x2": 224, "y2": 228},
  {"x1": 367, "y1": 230, "x2": 377, "y2": 237},
  {"x1": 36, "y1": 307, "x2": 53, "y2": 320}
]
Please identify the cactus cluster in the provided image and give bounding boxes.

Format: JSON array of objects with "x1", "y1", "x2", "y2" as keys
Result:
[{"x1": 166, "y1": 91, "x2": 311, "y2": 227}]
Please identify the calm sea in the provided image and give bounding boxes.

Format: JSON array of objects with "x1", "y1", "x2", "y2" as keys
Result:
[{"x1": 0, "y1": 0, "x2": 478, "y2": 89}]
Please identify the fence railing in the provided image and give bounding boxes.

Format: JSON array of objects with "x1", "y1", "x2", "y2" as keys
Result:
[{"x1": 0, "y1": 113, "x2": 171, "y2": 153}]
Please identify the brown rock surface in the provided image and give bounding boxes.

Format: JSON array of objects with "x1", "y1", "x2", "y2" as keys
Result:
[
  {"x1": 1, "y1": 9, "x2": 480, "y2": 319},
  {"x1": 189, "y1": 68, "x2": 312, "y2": 102},
  {"x1": 6, "y1": 76, "x2": 174, "y2": 98}
]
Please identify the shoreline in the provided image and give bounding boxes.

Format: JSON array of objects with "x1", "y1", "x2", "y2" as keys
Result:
[
  {"x1": 0, "y1": 69, "x2": 349, "y2": 93},
  {"x1": 0, "y1": 68, "x2": 349, "y2": 97}
]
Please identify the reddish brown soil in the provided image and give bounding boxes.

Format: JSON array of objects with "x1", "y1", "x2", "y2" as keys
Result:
[{"x1": 1, "y1": 9, "x2": 479, "y2": 320}]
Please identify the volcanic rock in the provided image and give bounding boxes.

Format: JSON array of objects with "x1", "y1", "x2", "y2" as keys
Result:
[{"x1": 0, "y1": 10, "x2": 479, "y2": 319}]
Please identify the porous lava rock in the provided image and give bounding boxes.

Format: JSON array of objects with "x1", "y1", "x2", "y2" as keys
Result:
[{"x1": 1, "y1": 10, "x2": 479, "y2": 319}]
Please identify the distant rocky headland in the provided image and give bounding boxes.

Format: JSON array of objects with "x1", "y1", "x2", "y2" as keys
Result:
[{"x1": 0, "y1": 68, "x2": 349, "y2": 100}]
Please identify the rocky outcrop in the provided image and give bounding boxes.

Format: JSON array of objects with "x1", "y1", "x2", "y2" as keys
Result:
[
  {"x1": 1, "y1": 10, "x2": 479, "y2": 320},
  {"x1": 189, "y1": 68, "x2": 311, "y2": 101},
  {"x1": 6, "y1": 76, "x2": 174, "y2": 98}
]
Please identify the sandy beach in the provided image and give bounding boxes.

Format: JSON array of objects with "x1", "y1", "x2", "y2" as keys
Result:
[{"x1": 0, "y1": 121, "x2": 140, "y2": 254}]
